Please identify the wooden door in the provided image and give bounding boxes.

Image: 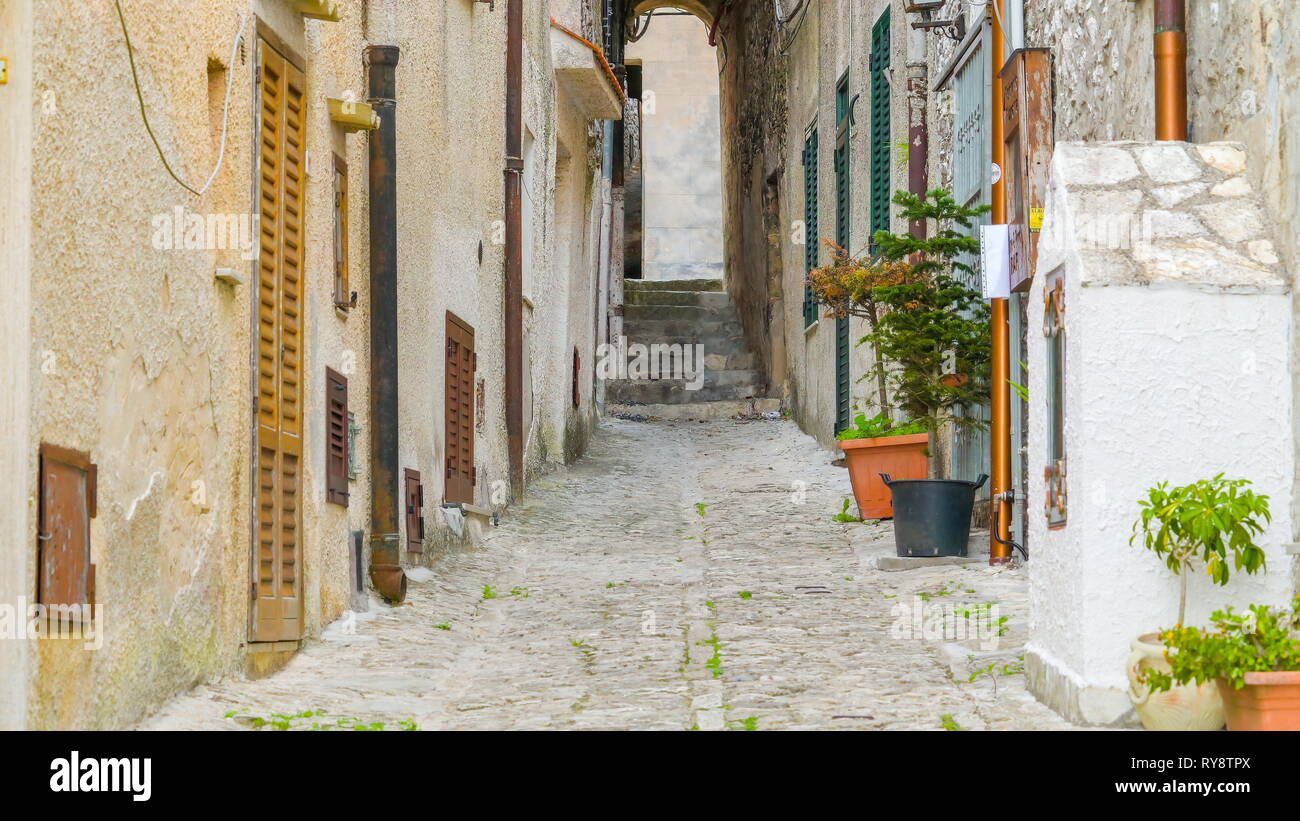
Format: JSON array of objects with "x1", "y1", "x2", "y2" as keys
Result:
[
  {"x1": 252, "y1": 38, "x2": 307, "y2": 643},
  {"x1": 444, "y1": 312, "x2": 476, "y2": 504}
]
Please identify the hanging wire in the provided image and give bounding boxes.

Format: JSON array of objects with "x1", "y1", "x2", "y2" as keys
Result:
[
  {"x1": 625, "y1": 11, "x2": 653, "y2": 43},
  {"x1": 115, "y1": 0, "x2": 248, "y2": 197},
  {"x1": 778, "y1": 0, "x2": 814, "y2": 56}
]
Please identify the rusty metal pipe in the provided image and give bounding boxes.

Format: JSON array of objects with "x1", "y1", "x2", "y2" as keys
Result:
[
  {"x1": 1154, "y1": 0, "x2": 1188, "y2": 141},
  {"x1": 504, "y1": 0, "x2": 525, "y2": 497},
  {"x1": 989, "y1": 0, "x2": 1012, "y2": 565},
  {"x1": 365, "y1": 44, "x2": 406, "y2": 603}
]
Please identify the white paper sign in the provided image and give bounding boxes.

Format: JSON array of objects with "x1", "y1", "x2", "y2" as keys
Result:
[{"x1": 980, "y1": 224, "x2": 1010, "y2": 299}]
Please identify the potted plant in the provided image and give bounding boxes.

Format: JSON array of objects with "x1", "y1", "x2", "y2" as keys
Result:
[
  {"x1": 1127, "y1": 475, "x2": 1271, "y2": 730},
  {"x1": 835, "y1": 412, "x2": 927, "y2": 519},
  {"x1": 809, "y1": 189, "x2": 992, "y2": 556},
  {"x1": 1142, "y1": 600, "x2": 1300, "y2": 731}
]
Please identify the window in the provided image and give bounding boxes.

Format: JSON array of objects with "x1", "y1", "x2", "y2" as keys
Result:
[
  {"x1": 332, "y1": 153, "x2": 353, "y2": 308},
  {"x1": 37, "y1": 444, "x2": 97, "y2": 613},
  {"x1": 325, "y1": 367, "x2": 349, "y2": 506},
  {"x1": 445, "y1": 312, "x2": 477, "y2": 504}
]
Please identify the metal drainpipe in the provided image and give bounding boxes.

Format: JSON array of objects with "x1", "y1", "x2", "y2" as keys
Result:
[
  {"x1": 365, "y1": 44, "x2": 407, "y2": 603},
  {"x1": 505, "y1": 0, "x2": 525, "y2": 498},
  {"x1": 989, "y1": 0, "x2": 1012, "y2": 565},
  {"x1": 1154, "y1": 0, "x2": 1188, "y2": 140}
]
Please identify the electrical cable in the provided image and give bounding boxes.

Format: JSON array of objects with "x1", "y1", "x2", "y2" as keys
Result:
[{"x1": 115, "y1": 0, "x2": 248, "y2": 197}]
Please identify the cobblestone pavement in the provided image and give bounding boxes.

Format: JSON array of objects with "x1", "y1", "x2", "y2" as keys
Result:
[{"x1": 142, "y1": 418, "x2": 1076, "y2": 731}]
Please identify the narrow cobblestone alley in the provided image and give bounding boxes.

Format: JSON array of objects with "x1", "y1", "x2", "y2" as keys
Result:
[{"x1": 143, "y1": 419, "x2": 1073, "y2": 731}]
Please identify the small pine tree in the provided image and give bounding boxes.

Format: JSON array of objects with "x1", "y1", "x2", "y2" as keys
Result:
[{"x1": 808, "y1": 189, "x2": 992, "y2": 479}]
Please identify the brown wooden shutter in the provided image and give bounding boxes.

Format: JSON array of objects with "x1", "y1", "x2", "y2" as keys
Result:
[
  {"x1": 445, "y1": 312, "x2": 476, "y2": 504},
  {"x1": 572, "y1": 347, "x2": 581, "y2": 408},
  {"x1": 404, "y1": 469, "x2": 424, "y2": 554},
  {"x1": 37, "y1": 444, "x2": 97, "y2": 610},
  {"x1": 252, "y1": 39, "x2": 306, "y2": 643},
  {"x1": 332, "y1": 153, "x2": 352, "y2": 307},
  {"x1": 325, "y1": 367, "x2": 348, "y2": 506}
]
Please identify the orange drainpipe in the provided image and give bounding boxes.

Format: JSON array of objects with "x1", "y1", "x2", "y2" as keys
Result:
[
  {"x1": 989, "y1": 0, "x2": 1012, "y2": 565},
  {"x1": 1154, "y1": 0, "x2": 1188, "y2": 140}
]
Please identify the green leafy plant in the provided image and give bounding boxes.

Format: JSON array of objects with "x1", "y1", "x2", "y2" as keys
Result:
[
  {"x1": 939, "y1": 713, "x2": 965, "y2": 731},
  {"x1": 832, "y1": 498, "x2": 861, "y2": 523},
  {"x1": 481, "y1": 585, "x2": 497, "y2": 600},
  {"x1": 434, "y1": 622, "x2": 451, "y2": 631},
  {"x1": 1143, "y1": 599, "x2": 1300, "y2": 692},
  {"x1": 1130, "y1": 474, "x2": 1271, "y2": 626},
  {"x1": 738, "y1": 591, "x2": 752, "y2": 600},
  {"x1": 835, "y1": 411, "x2": 926, "y2": 442},
  {"x1": 808, "y1": 190, "x2": 992, "y2": 478}
]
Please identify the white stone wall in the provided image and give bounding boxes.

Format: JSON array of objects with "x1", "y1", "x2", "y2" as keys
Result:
[{"x1": 1026, "y1": 141, "x2": 1293, "y2": 725}]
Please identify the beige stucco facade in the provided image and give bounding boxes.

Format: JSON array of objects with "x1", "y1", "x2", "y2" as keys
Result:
[{"x1": 0, "y1": 0, "x2": 614, "y2": 730}]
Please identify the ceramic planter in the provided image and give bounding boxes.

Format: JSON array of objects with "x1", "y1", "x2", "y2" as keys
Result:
[
  {"x1": 1218, "y1": 671, "x2": 1300, "y2": 731},
  {"x1": 838, "y1": 433, "x2": 928, "y2": 519},
  {"x1": 1126, "y1": 633, "x2": 1225, "y2": 730}
]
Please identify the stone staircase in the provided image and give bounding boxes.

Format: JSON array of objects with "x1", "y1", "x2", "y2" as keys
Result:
[{"x1": 607, "y1": 278, "x2": 780, "y2": 420}]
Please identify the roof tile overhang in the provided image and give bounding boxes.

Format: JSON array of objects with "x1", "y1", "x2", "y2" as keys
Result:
[{"x1": 550, "y1": 20, "x2": 624, "y2": 121}]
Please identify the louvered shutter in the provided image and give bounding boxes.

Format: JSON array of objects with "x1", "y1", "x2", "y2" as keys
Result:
[
  {"x1": 870, "y1": 9, "x2": 892, "y2": 240},
  {"x1": 444, "y1": 312, "x2": 476, "y2": 504},
  {"x1": 802, "y1": 127, "x2": 819, "y2": 327},
  {"x1": 325, "y1": 367, "x2": 348, "y2": 506},
  {"x1": 834, "y1": 75, "x2": 852, "y2": 435},
  {"x1": 253, "y1": 40, "x2": 306, "y2": 643}
]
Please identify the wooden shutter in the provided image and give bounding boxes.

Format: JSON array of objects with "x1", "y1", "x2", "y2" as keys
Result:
[
  {"x1": 325, "y1": 367, "x2": 348, "y2": 506},
  {"x1": 834, "y1": 73, "x2": 852, "y2": 435},
  {"x1": 252, "y1": 38, "x2": 306, "y2": 643},
  {"x1": 445, "y1": 312, "x2": 476, "y2": 504},
  {"x1": 332, "y1": 153, "x2": 352, "y2": 307},
  {"x1": 869, "y1": 9, "x2": 892, "y2": 239},
  {"x1": 801, "y1": 126, "x2": 819, "y2": 327},
  {"x1": 37, "y1": 444, "x2": 97, "y2": 611},
  {"x1": 404, "y1": 469, "x2": 424, "y2": 554},
  {"x1": 572, "y1": 347, "x2": 581, "y2": 408}
]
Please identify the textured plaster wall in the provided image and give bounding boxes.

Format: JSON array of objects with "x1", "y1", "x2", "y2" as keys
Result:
[
  {"x1": 627, "y1": 14, "x2": 724, "y2": 281},
  {"x1": 7, "y1": 0, "x2": 605, "y2": 729},
  {"x1": 1026, "y1": 142, "x2": 1293, "y2": 724}
]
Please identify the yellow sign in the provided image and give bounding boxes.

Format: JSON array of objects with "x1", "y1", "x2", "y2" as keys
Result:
[
  {"x1": 1030, "y1": 206, "x2": 1044, "y2": 231},
  {"x1": 0, "y1": 58, "x2": 8, "y2": 85}
]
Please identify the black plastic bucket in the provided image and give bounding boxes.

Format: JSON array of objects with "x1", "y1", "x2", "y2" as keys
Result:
[{"x1": 880, "y1": 473, "x2": 988, "y2": 557}]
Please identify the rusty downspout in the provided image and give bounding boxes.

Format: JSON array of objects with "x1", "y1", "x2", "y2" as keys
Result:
[
  {"x1": 365, "y1": 44, "x2": 406, "y2": 603},
  {"x1": 505, "y1": 0, "x2": 525, "y2": 497},
  {"x1": 989, "y1": 0, "x2": 1012, "y2": 565},
  {"x1": 1154, "y1": 0, "x2": 1188, "y2": 140}
]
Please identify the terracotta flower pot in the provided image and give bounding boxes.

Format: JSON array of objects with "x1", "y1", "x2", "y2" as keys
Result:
[
  {"x1": 940, "y1": 372, "x2": 969, "y2": 388},
  {"x1": 1217, "y1": 671, "x2": 1300, "y2": 731},
  {"x1": 838, "y1": 433, "x2": 928, "y2": 519},
  {"x1": 1126, "y1": 633, "x2": 1224, "y2": 730}
]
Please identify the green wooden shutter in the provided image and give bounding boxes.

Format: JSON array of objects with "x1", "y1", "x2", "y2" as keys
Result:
[
  {"x1": 802, "y1": 127, "x2": 819, "y2": 327},
  {"x1": 870, "y1": 8, "x2": 892, "y2": 241},
  {"x1": 834, "y1": 74, "x2": 852, "y2": 434}
]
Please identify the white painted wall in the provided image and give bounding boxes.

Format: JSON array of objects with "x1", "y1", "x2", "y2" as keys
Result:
[{"x1": 1026, "y1": 142, "x2": 1295, "y2": 724}]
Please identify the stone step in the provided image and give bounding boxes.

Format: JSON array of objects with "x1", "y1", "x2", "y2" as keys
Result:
[
  {"x1": 606, "y1": 374, "x2": 766, "y2": 404},
  {"x1": 609, "y1": 397, "x2": 782, "y2": 421},
  {"x1": 624, "y1": 278, "x2": 724, "y2": 292},
  {"x1": 623, "y1": 318, "x2": 745, "y2": 340},
  {"x1": 624, "y1": 303, "x2": 739, "y2": 323},
  {"x1": 625, "y1": 290, "x2": 734, "y2": 309},
  {"x1": 621, "y1": 335, "x2": 751, "y2": 356}
]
